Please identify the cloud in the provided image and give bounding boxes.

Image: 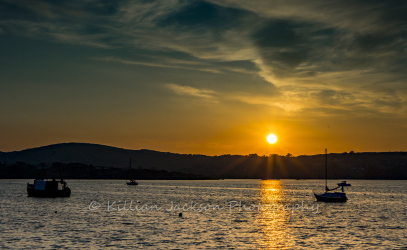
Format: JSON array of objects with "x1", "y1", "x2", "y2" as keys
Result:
[
  {"x1": 0, "y1": 19, "x2": 112, "y2": 48},
  {"x1": 210, "y1": 0, "x2": 406, "y2": 33},
  {"x1": 229, "y1": 0, "x2": 407, "y2": 116},
  {"x1": 165, "y1": 83, "x2": 217, "y2": 100},
  {"x1": 1, "y1": 0, "x2": 406, "y2": 116},
  {"x1": 97, "y1": 57, "x2": 222, "y2": 74}
]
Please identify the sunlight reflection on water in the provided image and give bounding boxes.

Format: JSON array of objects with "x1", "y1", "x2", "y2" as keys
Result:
[
  {"x1": 257, "y1": 180, "x2": 294, "y2": 249},
  {"x1": 0, "y1": 179, "x2": 406, "y2": 249}
]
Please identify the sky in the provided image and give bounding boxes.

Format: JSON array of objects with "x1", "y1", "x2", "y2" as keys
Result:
[{"x1": 0, "y1": 0, "x2": 406, "y2": 156}]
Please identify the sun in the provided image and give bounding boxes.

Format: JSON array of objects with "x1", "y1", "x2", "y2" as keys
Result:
[{"x1": 267, "y1": 134, "x2": 277, "y2": 144}]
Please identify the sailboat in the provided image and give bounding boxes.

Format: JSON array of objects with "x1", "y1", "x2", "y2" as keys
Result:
[
  {"x1": 314, "y1": 149, "x2": 351, "y2": 202},
  {"x1": 126, "y1": 158, "x2": 138, "y2": 186}
]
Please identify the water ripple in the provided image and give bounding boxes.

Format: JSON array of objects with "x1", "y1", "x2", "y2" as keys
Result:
[{"x1": 0, "y1": 179, "x2": 406, "y2": 249}]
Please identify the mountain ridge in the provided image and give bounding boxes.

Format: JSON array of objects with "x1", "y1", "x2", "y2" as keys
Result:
[{"x1": 1, "y1": 143, "x2": 407, "y2": 179}]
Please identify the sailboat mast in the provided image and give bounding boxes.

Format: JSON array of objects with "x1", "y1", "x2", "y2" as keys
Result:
[
  {"x1": 127, "y1": 158, "x2": 131, "y2": 179},
  {"x1": 325, "y1": 148, "x2": 327, "y2": 188}
]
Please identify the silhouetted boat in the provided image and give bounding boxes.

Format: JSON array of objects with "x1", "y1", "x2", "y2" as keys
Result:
[
  {"x1": 27, "y1": 165, "x2": 71, "y2": 197},
  {"x1": 314, "y1": 149, "x2": 351, "y2": 202},
  {"x1": 27, "y1": 179, "x2": 71, "y2": 197},
  {"x1": 127, "y1": 179, "x2": 138, "y2": 185},
  {"x1": 127, "y1": 158, "x2": 138, "y2": 186}
]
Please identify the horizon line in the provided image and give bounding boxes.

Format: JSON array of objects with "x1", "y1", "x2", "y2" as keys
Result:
[{"x1": 1, "y1": 142, "x2": 407, "y2": 157}]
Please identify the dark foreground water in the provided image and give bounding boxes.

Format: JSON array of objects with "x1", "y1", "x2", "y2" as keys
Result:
[{"x1": 1, "y1": 179, "x2": 406, "y2": 249}]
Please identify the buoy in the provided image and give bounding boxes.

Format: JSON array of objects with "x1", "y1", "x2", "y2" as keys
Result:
[{"x1": 179, "y1": 212, "x2": 182, "y2": 217}]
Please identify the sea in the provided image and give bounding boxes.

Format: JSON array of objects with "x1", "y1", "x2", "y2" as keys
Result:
[{"x1": 1, "y1": 179, "x2": 406, "y2": 249}]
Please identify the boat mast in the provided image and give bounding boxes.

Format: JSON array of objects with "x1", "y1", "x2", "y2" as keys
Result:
[
  {"x1": 325, "y1": 148, "x2": 328, "y2": 189},
  {"x1": 128, "y1": 158, "x2": 131, "y2": 180}
]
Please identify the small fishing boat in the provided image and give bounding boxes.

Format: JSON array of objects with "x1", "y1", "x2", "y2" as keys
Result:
[
  {"x1": 27, "y1": 165, "x2": 71, "y2": 197},
  {"x1": 27, "y1": 179, "x2": 71, "y2": 197},
  {"x1": 126, "y1": 158, "x2": 138, "y2": 186},
  {"x1": 314, "y1": 149, "x2": 351, "y2": 202}
]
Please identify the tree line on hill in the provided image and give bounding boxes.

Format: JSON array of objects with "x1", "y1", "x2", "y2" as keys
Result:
[
  {"x1": 0, "y1": 161, "x2": 212, "y2": 180},
  {"x1": 0, "y1": 143, "x2": 406, "y2": 179}
]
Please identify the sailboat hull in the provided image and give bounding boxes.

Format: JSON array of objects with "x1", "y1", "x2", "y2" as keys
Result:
[{"x1": 314, "y1": 192, "x2": 347, "y2": 202}]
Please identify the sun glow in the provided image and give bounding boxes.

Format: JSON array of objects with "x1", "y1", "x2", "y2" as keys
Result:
[{"x1": 267, "y1": 134, "x2": 277, "y2": 144}]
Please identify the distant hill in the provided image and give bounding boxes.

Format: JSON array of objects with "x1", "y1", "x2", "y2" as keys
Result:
[{"x1": 1, "y1": 143, "x2": 407, "y2": 179}]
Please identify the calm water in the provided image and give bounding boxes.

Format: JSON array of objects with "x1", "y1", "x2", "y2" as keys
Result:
[{"x1": 1, "y1": 179, "x2": 406, "y2": 249}]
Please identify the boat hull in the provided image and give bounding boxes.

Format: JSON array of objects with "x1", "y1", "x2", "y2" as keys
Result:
[
  {"x1": 27, "y1": 184, "x2": 71, "y2": 197},
  {"x1": 314, "y1": 193, "x2": 347, "y2": 202}
]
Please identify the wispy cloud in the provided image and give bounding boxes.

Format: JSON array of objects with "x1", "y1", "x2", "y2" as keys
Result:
[
  {"x1": 97, "y1": 57, "x2": 222, "y2": 74},
  {"x1": 166, "y1": 83, "x2": 217, "y2": 100}
]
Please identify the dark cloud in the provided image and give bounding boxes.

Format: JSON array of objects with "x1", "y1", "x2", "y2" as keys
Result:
[
  {"x1": 252, "y1": 20, "x2": 309, "y2": 69},
  {"x1": 244, "y1": 0, "x2": 407, "y2": 85},
  {"x1": 251, "y1": 19, "x2": 339, "y2": 78},
  {"x1": 253, "y1": 20, "x2": 306, "y2": 48},
  {"x1": 157, "y1": 1, "x2": 253, "y2": 32}
]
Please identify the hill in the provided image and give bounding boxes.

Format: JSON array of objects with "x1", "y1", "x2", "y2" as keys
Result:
[{"x1": 1, "y1": 143, "x2": 407, "y2": 179}]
